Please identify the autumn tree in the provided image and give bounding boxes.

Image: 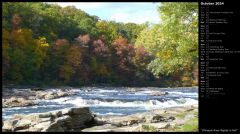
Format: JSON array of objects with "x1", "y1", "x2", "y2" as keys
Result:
[
  {"x1": 90, "y1": 37, "x2": 111, "y2": 83},
  {"x1": 111, "y1": 37, "x2": 136, "y2": 84},
  {"x1": 3, "y1": 14, "x2": 50, "y2": 85},
  {"x1": 2, "y1": 2, "x2": 198, "y2": 87},
  {"x1": 41, "y1": 38, "x2": 70, "y2": 84},
  {"x1": 132, "y1": 45, "x2": 153, "y2": 81},
  {"x1": 60, "y1": 45, "x2": 82, "y2": 84}
]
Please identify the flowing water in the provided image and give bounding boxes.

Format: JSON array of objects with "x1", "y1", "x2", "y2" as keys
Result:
[{"x1": 2, "y1": 87, "x2": 198, "y2": 119}]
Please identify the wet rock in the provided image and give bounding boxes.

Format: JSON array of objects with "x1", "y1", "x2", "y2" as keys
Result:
[
  {"x1": 62, "y1": 88, "x2": 72, "y2": 92},
  {"x1": 150, "y1": 91, "x2": 168, "y2": 96},
  {"x1": 57, "y1": 92, "x2": 69, "y2": 97},
  {"x1": 35, "y1": 91, "x2": 47, "y2": 99},
  {"x1": 31, "y1": 88, "x2": 44, "y2": 91},
  {"x1": 2, "y1": 97, "x2": 36, "y2": 108},
  {"x1": 35, "y1": 91, "x2": 75, "y2": 100},
  {"x1": 127, "y1": 88, "x2": 137, "y2": 92},
  {"x1": 28, "y1": 96, "x2": 36, "y2": 100},
  {"x1": 3, "y1": 88, "x2": 76, "y2": 101},
  {"x1": 44, "y1": 93, "x2": 56, "y2": 100}
]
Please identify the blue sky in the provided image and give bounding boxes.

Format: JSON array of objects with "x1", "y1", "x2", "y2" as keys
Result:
[{"x1": 51, "y1": 2, "x2": 161, "y2": 24}]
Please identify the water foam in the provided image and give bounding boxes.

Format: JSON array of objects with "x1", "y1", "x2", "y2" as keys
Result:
[
  {"x1": 94, "y1": 112, "x2": 125, "y2": 116},
  {"x1": 168, "y1": 91, "x2": 198, "y2": 96},
  {"x1": 55, "y1": 97, "x2": 198, "y2": 110}
]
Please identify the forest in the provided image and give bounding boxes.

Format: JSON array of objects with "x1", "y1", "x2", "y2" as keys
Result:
[{"x1": 2, "y1": 2, "x2": 198, "y2": 87}]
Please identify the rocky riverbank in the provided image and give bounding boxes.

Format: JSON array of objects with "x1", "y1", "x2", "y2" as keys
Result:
[
  {"x1": 2, "y1": 88, "x2": 170, "y2": 108},
  {"x1": 83, "y1": 104, "x2": 198, "y2": 132},
  {"x1": 2, "y1": 107, "x2": 95, "y2": 132},
  {"x1": 2, "y1": 105, "x2": 198, "y2": 132},
  {"x1": 2, "y1": 88, "x2": 76, "y2": 108}
]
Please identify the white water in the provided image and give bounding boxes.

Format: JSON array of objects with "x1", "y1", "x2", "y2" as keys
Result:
[
  {"x1": 43, "y1": 97, "x2": 197, "y2": 110},
  {"x1": 2, "y1": 87, "x2": 198, "y2": 118}
]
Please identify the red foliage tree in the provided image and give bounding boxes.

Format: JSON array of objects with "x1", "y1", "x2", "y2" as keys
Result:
[
  {"x1": 54, "y1": 39, "x2": 69, "y2": 48},
  {"x1": 75, "y1": 34, "x2": 90, "y2": 46},
  {"x1": 92, "y1": 38, "x2": 109, "y2": 57},
  {"x1": 12, "y1": 14, "x2": 21, "y2": 30},
  {"x1": 112, "y1": 37, "x2": 135, "y2": 72}
]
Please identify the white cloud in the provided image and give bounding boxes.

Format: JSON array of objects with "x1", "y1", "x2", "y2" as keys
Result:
[
  {"x1": 50, "y1": 2, "x2": 160, "y2": 24},
  {"x1": 109, "y1": 10, "x2": 160, "y2": 24}
]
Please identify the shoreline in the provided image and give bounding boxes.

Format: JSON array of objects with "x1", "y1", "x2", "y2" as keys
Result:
[
  {"x1": 3, "y1": 85, "x2": 198, "y2": 90},
  {"x1": 2, "y1": 104, "x2": 198, "y2": 132},
  {"x1": 2, "y1": 87, "x2": 198, "y2": 132}
]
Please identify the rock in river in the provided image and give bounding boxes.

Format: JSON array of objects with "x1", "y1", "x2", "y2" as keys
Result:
[
  {"x1": 35, "y1": 90, "x2": 75, "y2": 100},
  {"x1": 150, "y1": 91, "x2": 168, "y2": 96},
  {"x1": 2, "y1": 97, "x2": 36, "y2": 108},
  {"x1": 30, "y1": 88, "x2": 44, "y2": 91}
]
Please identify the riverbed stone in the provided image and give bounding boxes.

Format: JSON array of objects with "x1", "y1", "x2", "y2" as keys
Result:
[
  {"x1": 13, "y1": 119, "x2": 32, "y2": 131},
  {"x1": 35, "y1": 90, "x2": 75, "y2": 100},
  {"x1": 57, "y1": 92, "x2": 69, "y2": 97},
  {"x1": 150, "y1": 91, "x2": 168, "y2": 96},
  {"x1": 44, "y1": 94, "x2": 55, "y2": 100},
  {"x1": 2, "y1": 97, "x2": 36, "y2": 108}
]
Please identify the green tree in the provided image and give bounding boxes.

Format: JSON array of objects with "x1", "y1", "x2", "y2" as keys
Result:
[
  {"x1": 137, "y1": 3, "x2": 198, "y2": 81},
  {"x1": 96, "y1": 21, "x2": 119, "y2": 45},
  {"x1": 2, "y1": 29, "x2": 10, "y2": 81},
  {"x1": 118, "y1": 23, "x2": 147, "y2": 44}
]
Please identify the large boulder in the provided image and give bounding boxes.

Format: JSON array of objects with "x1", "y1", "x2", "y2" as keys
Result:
[
  {"x1": 2, "y1": 107, "x2": 95, "y2": 132},
  {"x1": 13, "y1": 119, "x2": 32, "y2": 131},
  {"x1": 2, "y1": 119, "x2": 15, "y2": 132},
  {"x1": 2, "y1": 97, "x2": 36, "y2": 108}
]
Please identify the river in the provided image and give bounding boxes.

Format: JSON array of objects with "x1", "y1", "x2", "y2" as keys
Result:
[{"x1": 2, "y1": 87, "x2": 198, "y2": 119}]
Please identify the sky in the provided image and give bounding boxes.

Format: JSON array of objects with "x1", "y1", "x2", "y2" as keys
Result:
[{"x1": 50, "y1": 2, "x2": 161, "y2": 24}]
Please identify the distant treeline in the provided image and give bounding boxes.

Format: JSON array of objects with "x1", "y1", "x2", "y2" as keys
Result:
[{"x1": 2, "y1": 2, "x2": 198, "y2": 87}]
